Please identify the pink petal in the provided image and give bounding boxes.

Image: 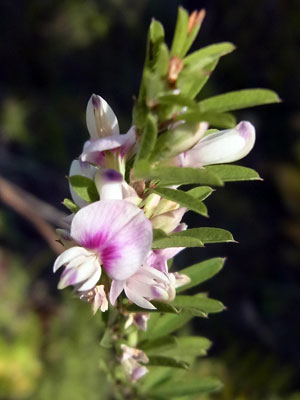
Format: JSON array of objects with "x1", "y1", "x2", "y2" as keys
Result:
[{"x1": 71, "y1": 200, "x2": 153, "y2": 280}]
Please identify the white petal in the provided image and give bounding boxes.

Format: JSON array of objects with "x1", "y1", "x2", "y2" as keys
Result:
[
  {"x1": 76, "y1": 265, "x2": 102, "y2": 292},
  {"x1": 185, "y1": 121, "x2": 256, "y2": 167},
  {"x1": 95, "y1": 169, "x2": 123, "y2": 200},
  {"x1": 86, "y1": 94, "x2": 119, "y2": 139},
  {"x1": 125, "y1": 286, "x2": 156, "y2": 310},
  {"x1": 53, "y1": 246, "x2": 91, "y2": 272}
]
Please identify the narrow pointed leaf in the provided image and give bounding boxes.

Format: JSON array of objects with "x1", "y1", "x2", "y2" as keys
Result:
[
  {"x1": 153, "y1": 187, "x2": 208, "y2": 217},
  {"x1": 170, "y1": 7, "x2": 189, "y2": 57},
  {"x1": 177, "y1": 110, "x2": 237, "y2": 128},
  {"x1": 207, "y1": 165, "x2": 262, "y2": 182},
  {"x1": 134, "y1": 162, "x2": 224, "y2": 186},
  {"x1": 172, "y1": 295, "x2": 225, "y2": 315},
  {"x1": 184, "y1": 42, "x2": 236, "y2": 66},
  {"x1": 149, "y1": 377, "x2": 223, "y2": 397},
  {"x1": 156, "y1": 336, "x2": 212, "y2": 360},
  {"x1": 135, "y1": 113, "x2": 158, "y2": 163},
  {"x1": 177, "y1": 257, "x2": 225, "y2": 293},
  {"x1": 152, "y1": 229, "x2": 204, "y2": 249},
  {"x1": 198, "y1": 89, "x2": 281, "y2": 113},
  {"x1": 140, "y1": 313, "x2": 192, "y2": 340},
  {"x1": 187, "y1": 186, "x2": 214, "y2": 200},
  {"x1": 147, "y1": 355, "x2": 189, "y2": 370}
]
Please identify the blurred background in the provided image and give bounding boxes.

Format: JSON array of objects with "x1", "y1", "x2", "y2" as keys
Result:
[{"x1": 0, "y1": 0, "x2": 299, "y2": 399}]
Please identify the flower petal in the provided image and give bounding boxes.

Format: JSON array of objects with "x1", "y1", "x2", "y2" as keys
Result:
[
  {"x1": 86, "y1": 94, "x2": 119, "y2": 139},
  {"x1": 124, "y1": 286, "x2": 156, "y2": 310},
  {"x1": 109, "y1": 279, "x2": 125, "y2": 305},
  {"x1": 53, "y1": 246, "x2": 91, "y2": 272},
  {"x1": 71, "y1": 200, "x2": 153, "y2": 280},
  {"x1": 185, "y1": 121, "x2": 256, "y2": 167}
]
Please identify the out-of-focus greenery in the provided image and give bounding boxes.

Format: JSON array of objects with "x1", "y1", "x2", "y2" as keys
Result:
[{"x1": 0, "y1": 0, "x2": 299, "y2": 399}]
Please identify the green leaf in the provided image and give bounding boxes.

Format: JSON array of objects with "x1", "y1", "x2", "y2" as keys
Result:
[
  {"x1": 184, "y1": 42, "x2": 236, "y2": 67},
  {"x1": 153, "y1": 187, "x2": 208, "y2": 217},
  {"x1": 158, "y1": 336, "x2": 212, "y2": 359},
  {"x1": 156, "y1": 43, "x2": 169, "y2": 77},
  {"x1": 140, "y1": 313, "x2": 192, "y2": 340},
  {"x1": 177, "y1": 257, "x2": 225, "y2": 293},
  {"x1": 177, "y1": 227, "x2": 235, "y2": 244},
  {"x1": 172, "y1": 295, "x2": 225, "y2": 316},
  {"x1": 68, "y1": 175, "x2": 99, "y2": 203},
  {"x1": 207, "y1": 165, "x2": 262, "y2": 182},
  {"x1": 149, "y1": 377, "x2": 223, "y2": 397},
  {"x1": 127, "y1": 300, "x2": 179, "y2": 314},
  {"x1": 100, "y1": 328, "x2": 113, "y2": 349},
  {"x1": 152, "y1": 229, "x2": 204, "y2": 249},
  {"x1": 135, "y1": 113, "x2": 158, "y2": 163},
  {"x1": 158, "y1": 94, "x2": 196, "y2": 107},
  {"x1": 198, "y1": 89, "x2": 281, "y2": 113},
  {"x1": 186, "y1": 186, "x2": 214, "y2": 200},
  {"x1": 177, "y1": 110, "x2": 237, "y2": 128},
  {"x1": 62, "y1": 198, "x2": 79, "y2": 213},
  {"x1": 170, "y1": 7, "x2": 189, "y2": 58},
  {"x1": 134, "y1": 162, "x2": 223, "y2": 187},
  {"x1": 149, "y1": 19, "x2": 165, "y2": 44},
  {"x1": 177, "y1": 59, "x2": 218, "y2": 98},
  {"x1": 147, "y1": 355, "x2": 189, "y2": 370},
  {"x1": 139, "y1": 336, "x2": 177, "y2": 352},
  {"x1": 152, "y1": 227, "x2": 234, "y2": 249}
]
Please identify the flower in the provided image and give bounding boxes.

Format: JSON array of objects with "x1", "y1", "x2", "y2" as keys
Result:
[
  {"x1": 110, "y1": 265, "x2": 177, "y2": 310},
  {"x1": 175, "y1": 121, "x2": 256, "y2": 167},
  {"x1": 120, "y1": 345, "x2": 149, "y2": 382},
  {"x1": 81, "y1": 94, "x2": 136, "y2": 175},
  {"x1": 53, "y1": 199, "x2": 153, "y2": 291},
  {"x1": 124, "y1": 312, "x2": 150, "y2": 331},
  {"x1": 79, "y1": 284, "x2": 108, "y2": 314}
]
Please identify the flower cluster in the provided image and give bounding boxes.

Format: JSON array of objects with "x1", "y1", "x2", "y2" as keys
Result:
[{"x1": 53, "y1": 93, "x2": 255, "y2": 380}]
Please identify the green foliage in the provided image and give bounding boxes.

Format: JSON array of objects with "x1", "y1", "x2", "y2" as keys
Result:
[
  {"x1": 148, "y1": 377, "x2": 223, "y2": 398},
  {"x1": 62, "y1": 198, "x2": 79, "y2": 213},
  {"x1": 68, "y1": 175, "x2": 99, "y2": 203},
  {"x1": 198, "y1": 89, "x2": 280, "y2": 113},
  {"x1": 152, "y1": 228, "x2": 234, "y2": 249},
  {"x1": 153, "y1": 187, "x2": 208, "y2": 216},
  {"x1": 177, "y1": 258, "x2": 226, "y2": 293}
]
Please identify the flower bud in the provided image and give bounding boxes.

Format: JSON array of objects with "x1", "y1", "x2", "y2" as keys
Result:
[
  {"x1": 184, "y1": 121, "x2": 255, "y2": 167},
  {"x1": 86, "y1": 94, "x2": 119, "y2": 139}
]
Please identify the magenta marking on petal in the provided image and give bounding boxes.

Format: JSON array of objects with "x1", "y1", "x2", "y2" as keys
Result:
[
  {"x1": 101, "y1": 244, "x2": 121, "y2": 270},
  {"x1": 237, "y1": 121, "x2": 252, "y2": 139},
  {"x1": 92, "y1": 94, "x2": 101, "y2": 109},
  {"x1": 102, "y1": 169, "x2": 123, "y2": 182},
  {"x1": 82, "y1": 231, "x2": 109, "y2": 250}
]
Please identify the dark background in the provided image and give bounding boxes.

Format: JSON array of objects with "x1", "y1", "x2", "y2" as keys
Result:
[{"x1": 0, "y1": 1, "x2": 299, "y2": 399}]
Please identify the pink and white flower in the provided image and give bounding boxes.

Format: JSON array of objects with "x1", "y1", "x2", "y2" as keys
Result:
[
  {"x1": 110, "y1": 265, "x2": 177, "y2": 310},
  {"x1": 53, "y1": 200, "x2": 153, "y2": 291},
  {"x1": 175, "y1": 121, "x2": 255, "y2": 167}
]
